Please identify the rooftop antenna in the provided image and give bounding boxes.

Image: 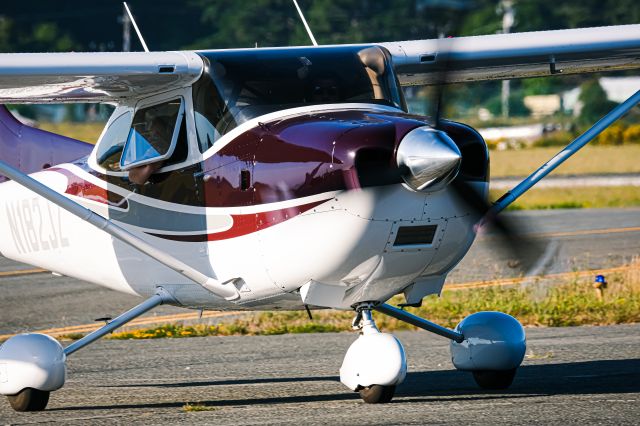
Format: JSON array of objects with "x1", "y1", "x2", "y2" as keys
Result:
[
  {"x1": 292, "y1": 0, "x2": 318, "y2": 46},
  {"x1": 121, "y1": 4, "x2": 131, "y2": 52},
  {"x1": 123, "y1": 2, "x2": 149, "y2": 52}
]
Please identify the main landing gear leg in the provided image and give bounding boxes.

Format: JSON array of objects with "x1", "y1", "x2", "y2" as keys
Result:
[
  {"x1": 339, "y1": 303, "x2": 407, "y2": 403},
  {"x1": 0, "y1": 288, "x2": 173, "y2": 412},
  {"x1": 374, "y1": 303, "x2": 526, "y2": 391}
]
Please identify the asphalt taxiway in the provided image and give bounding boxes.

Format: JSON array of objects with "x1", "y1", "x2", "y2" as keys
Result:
[
  {"x1": 0, "y1": 208, "x2": 639, "y2": 424},
  {"x1": 0, "y1": 324, "x2": 638, "y2": 425},
  {"x1": 448, "y1": 207, "x2": 640, "y2": 283}
]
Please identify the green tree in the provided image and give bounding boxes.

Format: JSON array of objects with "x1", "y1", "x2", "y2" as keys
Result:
[
  {"x1": 25, "y1": 23, "x2": 76, "y2": 52},
  {"x1": 578, "y1": 79, "x2": 617, "y2": 125},
  {"x1": 188, "y1": 0, "x2": 467, "y2": 49},
  {"x1": 188, "y1": 0, "x2": 305, "y2": 48},
  {"x1": 0, "y1": 17, "x2": 78, "y2": 53},
  {"x1": 459, "y1": 0, "x2": 640, "y2": 35},
  {"x1": 0, "y1": 16, "x2": 12, "y2": 52}
]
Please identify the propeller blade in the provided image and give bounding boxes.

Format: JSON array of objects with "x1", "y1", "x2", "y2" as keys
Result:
[
  {"x1": 450, "y1": 179, "x2": 546, "y2": 274},
  {"x1": 415, "y1": 5, "x2": 546, "y2": 275}
]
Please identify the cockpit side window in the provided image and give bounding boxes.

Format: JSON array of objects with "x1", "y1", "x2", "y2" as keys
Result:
[
  {"x1": 120, "y1": 99, "x2": 184, "y2": 171},
  {"x1": 96, "y1": 111, "x2": 133, "y2": 171},
  {"x1": 192, "y1": 62, "x2": 225, "y2": 153},
  {"x1": 192, "y1": 64, "x2": 225, "y2": 152}
]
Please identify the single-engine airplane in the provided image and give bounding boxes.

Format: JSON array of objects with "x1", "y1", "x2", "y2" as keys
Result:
[{"x1": 0, "y1": 3, "x2": 639, "y2": 411}]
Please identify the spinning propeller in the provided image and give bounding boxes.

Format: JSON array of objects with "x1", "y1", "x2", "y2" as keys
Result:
[
  {"x1": 432, "y1": 47, "x2": 545, "y2": 275},
  {"x1": 409, "y1": 9, "x2": 547, "y2": 276}
]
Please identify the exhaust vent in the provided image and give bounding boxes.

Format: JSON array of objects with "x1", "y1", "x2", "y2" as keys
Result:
[{"x1": 394, "y1": 225, "x2": 437, "y2": 246}]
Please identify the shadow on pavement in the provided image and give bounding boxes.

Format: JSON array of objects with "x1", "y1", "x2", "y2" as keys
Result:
[
  {"x1": 398, "y1": 359, "x2": 640, "y2": 400},
  {"x1": 106, "y1": 375, "x2": 341, "y2": 388},
  {"x1": 51, "y1": 358, "x2": 640, "y2": 411}
]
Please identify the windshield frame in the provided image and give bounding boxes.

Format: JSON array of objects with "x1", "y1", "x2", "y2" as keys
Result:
[{"x1": 193, "y1": 45, "x2": 407, "y2": 144}]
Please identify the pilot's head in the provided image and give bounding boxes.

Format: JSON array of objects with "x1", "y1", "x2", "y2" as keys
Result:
[
  {"x1": 147, "y1": 116, "x2": 172, "y2": 151},
  {"x1": 311, "y1": 78, "x2": 340, "y2": 103}
]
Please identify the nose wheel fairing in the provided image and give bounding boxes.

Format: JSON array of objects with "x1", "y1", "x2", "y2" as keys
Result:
[{"x1": 340, "y1": 307, "x2": 407, "y2": 395}]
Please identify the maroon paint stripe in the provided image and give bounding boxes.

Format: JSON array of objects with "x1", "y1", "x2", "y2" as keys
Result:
[
  {"x1": 147, "y1": 199, "x2": 327, "y2": 242},
  {"x1": 45, "y1": 167, "x2": 329, "y2": 241},
  {"x1": 47, "y1": 167, "x2": 128, "y2": 209}
]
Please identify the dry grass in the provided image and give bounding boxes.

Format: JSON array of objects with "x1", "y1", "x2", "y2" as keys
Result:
[
  {"x1": 490, "y1": 145, "x2": 640, "y2": 177},
  {"x1": 490, "y1": 186, "x2": 640, "y2": 210},
  {"x1": 380, "y1": 262, "x2": 640, "y2": 329},
  {"x1": 107, "y1": 316, "x2": 344, "y2": 340},
  {"x1": 183, "y1": 403, "x2": 219, "y2": 412},
  {"x1": 38, "y1": 122, "x2": 104, "y2": 144}
]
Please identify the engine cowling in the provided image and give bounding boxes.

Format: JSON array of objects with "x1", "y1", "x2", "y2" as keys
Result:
[{"x1": 450, "y1": 311, "x2": 526, "y2": 371}]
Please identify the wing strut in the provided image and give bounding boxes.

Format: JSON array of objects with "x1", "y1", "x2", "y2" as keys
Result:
[
  {"x1": 488, "y1": 89, "x2": 640, "y2": 217},
  {"x1": 0, "y1": 160, "x2": 241, "y2": 301},
  {"x1": 64, "y1": 288, "x2": 173, "y2": 356}
]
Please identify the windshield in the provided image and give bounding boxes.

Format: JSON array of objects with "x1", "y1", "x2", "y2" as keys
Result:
[{"x1": 193, "y1": 46, "x2": 406, "y2": 150}]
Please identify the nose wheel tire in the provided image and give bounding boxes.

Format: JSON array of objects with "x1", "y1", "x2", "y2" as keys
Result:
[
  {"x1": 7, "y1": 388, "x2": 50, "y2": 412},
  {"x1": 472, "y1": 368, "x2": 517, "y2": 390},
  {"x1": 358, "y1": 384, "x2": 396, "y2": 403}
]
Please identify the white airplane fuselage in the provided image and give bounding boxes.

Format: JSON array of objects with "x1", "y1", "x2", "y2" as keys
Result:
[
  {"x1": 0, "y1": 166, "x2": 479, "y2": 311},
  {"x1": 0, "y1": 104, "x2": 483, "y2": 311}
]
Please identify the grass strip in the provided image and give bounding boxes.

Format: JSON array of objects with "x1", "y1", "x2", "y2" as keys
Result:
[
  {"x1": 490, "y1": 186, "x2": 640, "y2": 210},
  {"x1": 102, "y1": 261, "x2": 640, "y2": 341},
  {"x1": 39, "y1": 122, "x2": 104, "y2": 144},
  {"x1": 490, "y1": 145, "x2": 640, "y2": 177}
]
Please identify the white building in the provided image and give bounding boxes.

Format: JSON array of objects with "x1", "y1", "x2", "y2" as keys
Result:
[{"x1": 562, "y1": 77, "x2": 640, "y2": 115}]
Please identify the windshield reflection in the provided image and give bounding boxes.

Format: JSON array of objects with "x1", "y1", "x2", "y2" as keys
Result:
[{"x1": 193, "y1": 45, "x2": 406, "y2": 151}]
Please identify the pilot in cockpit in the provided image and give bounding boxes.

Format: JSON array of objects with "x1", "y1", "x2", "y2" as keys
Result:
[
  {"x1": 128, "y1": 116, "x2": 171, "y2": 185},
  {"x1": 310, "y1": 78, "x2": 341, "y2": 103}
]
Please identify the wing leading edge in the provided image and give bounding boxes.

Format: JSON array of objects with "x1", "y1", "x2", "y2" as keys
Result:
[
  {"x1": 381, "y1": 24, "x2": 640, "y2": 86},
  {"x1": 0, "y1": 24, "x2": 638, "y2": 104},
  {"x1": 0, "y1": 51, "x2": 203, "y2": 103}
]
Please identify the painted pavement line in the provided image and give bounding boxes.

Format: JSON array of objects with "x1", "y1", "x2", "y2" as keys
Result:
[
  {"x1": 444, "y1": 264, "x2": 630, "y2": 290},
  {"x1": 0, "y1": 310, "x2": 244, "y2": 341},
  {"x1": 0, "y1": 268, "x2": 47, "y2": 277}
]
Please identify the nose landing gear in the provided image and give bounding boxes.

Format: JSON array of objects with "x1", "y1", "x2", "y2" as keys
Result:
[
  {"x1": 339, "y1": 303, "x2": 527, "y2": 404},
  {"x1": 339, "y1": 303, "x2": 407, "y2": 404}
]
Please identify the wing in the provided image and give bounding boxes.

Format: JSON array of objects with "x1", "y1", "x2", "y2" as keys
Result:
[
  {"x1": 381, "y1": 24, "x2": 640, "y2": 86},
  {"x1": 2, "y1": 24, "x2": 638, "y2": 103},
  {"x1": 0, "y1": 51, "x2": 203, "y2": 103}
]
